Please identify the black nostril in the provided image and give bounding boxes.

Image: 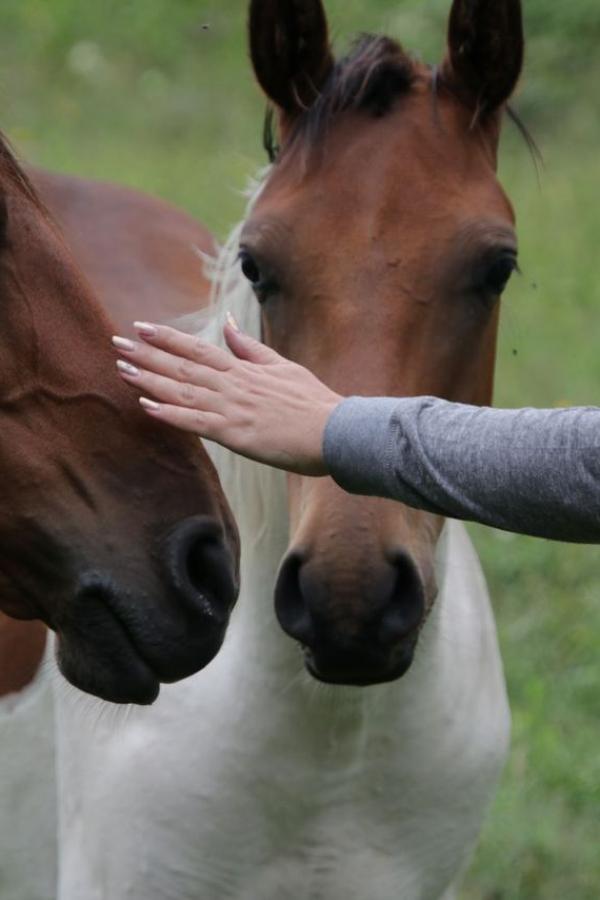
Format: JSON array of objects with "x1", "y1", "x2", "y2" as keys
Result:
[
  {"x1": 186, "y1": 539, "x2": 205, "y2": 594},
  {"x1": 274, "y1": 551, "x2": 314, "y2": 644},
  {"x1": 166, "y1": 516, "x2": 237, "y2": 620},
  {"x1": 378, "y1": 551, "x2": 425, "y2": 645}
]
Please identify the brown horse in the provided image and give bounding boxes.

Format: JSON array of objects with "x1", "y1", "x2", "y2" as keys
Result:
[
  {"x1": 1, "y1": 172, "x2": 218, "y2": 700},
  {"x1": 0, "y1": 136, "x2": 239, "y2": 705},
  {"x1": 236, "y1": 0, "x2": 523, "y2": 684},
  {"x1": 29, "y1": 168, "x2": 216, "y2": 333}
]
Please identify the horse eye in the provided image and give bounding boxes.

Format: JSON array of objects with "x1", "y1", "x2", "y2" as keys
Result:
[
  {"x1": 238, "y1": 249, "x2": 279, "y2": 304},
  {"x1": 239, "y1": 251, "x2": 261, "y2": 285},
  {"x1": 484, "y1": 255, "x2": 517, "y2": 295}
]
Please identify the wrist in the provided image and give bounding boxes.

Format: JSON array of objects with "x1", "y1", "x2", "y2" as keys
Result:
[{"x1": 313, "y1": 396, "x2": 344, "y2": 477}]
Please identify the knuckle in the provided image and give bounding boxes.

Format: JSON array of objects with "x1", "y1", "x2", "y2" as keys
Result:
[
  {"x1": 232, "y1": 411, "x2": 254, "y2": 438},
  {"x1": 194, "y1": 411, "x2": 211, "y2": 434},
  {"x1": 233, "y1": 423, "x2": 257, "y2": 455},
  {"x1": 177, "y1": 359, "x2": 197, "y2": 382},
  {"x1": 179, "y1": 383, "x2": 197, "y2": 406},
  {"x1": 191, "y1": 337, "x2": 208, "y2": 361},
  {"x1": 229, "y1": 374, "x2": 243, "y2": 394}
]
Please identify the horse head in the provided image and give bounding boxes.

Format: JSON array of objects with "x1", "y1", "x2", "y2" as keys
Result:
[
  {"x1": 0, "y1": 139, "x2": 239, "y2": 703},
  {"x1": 239, "y1": 0, "x2": 523, "y2": 684}
]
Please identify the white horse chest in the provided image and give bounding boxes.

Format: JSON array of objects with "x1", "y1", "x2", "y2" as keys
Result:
[
  {"x1": 0, "y1": 661, "x2": 57, "y2": 900},
  {"x1": 56, "y1": 524, "x2": 509, "y2": 900}
]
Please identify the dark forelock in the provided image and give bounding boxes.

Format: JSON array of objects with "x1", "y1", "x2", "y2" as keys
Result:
[{"x1": 264, "y1": 34, "x2": 416, "y2": 162}]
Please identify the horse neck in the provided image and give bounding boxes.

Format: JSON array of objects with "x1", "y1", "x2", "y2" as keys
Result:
[
  {"x1": 207, "y1": 428, "x2": 478, "y2": 737},
  {"x1": 213, "y1": 477, "x2": 492, "y2": 770}
]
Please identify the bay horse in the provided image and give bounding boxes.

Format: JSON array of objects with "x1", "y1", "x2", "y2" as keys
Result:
[
  {"x1": 0, "y1": 153, "x2": 236, "y2": 899},
  {"x1": 52, "y1": 1, "x2": 522, "y2": 898},
  {"x1": 8, "y1": 165, "x2": 221, "y2": 685},
  {"x1": 0, "y1": 170, "x2": 219, "y2": 702},
  {"x1": 0, "y1": 133, "x2": 240, "y2": 707},
  {"x1": 29, "y1": 167, "x2": 217, "y2": 333}
]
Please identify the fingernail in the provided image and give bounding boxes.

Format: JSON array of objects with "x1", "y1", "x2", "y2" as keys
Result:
[
  {"x1": 140, "y1": 397, "x2": 161, "y2": 412},
  {"x1": 112, "y1": 336, "x2": 136, "y2": 352},
  {"x1": 117, "y1": 360, "x2": 140, "y2": 377},
  {"x1": 134, "y1": 321, "x2": 158, "y2": 337},
  {"x1": 226, "y1": 311, "x2": 241, "y2": 332}
]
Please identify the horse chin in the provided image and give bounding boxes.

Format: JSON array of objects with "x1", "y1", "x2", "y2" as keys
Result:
[
  {"x1": 55, "y1": 625, "x2": 161, "y2": 706},
  {"x1": 48, "y1": 552, "x2": 237, "y2": 702},
  {"x1": 303, "y1": 641, "x2": 418, "y2": 687},
  {"x1": 54, "y1": 599, "x2": 229, "y2": 704}
]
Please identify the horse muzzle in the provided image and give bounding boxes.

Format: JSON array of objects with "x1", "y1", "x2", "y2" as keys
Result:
[
  {"x1": 53, "y1": 515, "x2": 239, "y2": 703},
  {"x1": 275, "y1": 546, "x2": 428, "y2": 687}
]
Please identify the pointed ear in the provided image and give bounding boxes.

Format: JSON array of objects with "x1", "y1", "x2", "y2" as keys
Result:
[
  {"x1": 442, "y1": 0, "x2": 524, "y2": 115},
  {"x1": 248, "y1": 0, "x2": 335, "y2": 116}
]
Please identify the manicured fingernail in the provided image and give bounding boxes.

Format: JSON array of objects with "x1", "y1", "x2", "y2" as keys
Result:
[
  {"x1": 226, "y1": 311, "x2": 241, "y2": 332},
  {"x1": 140, "y1": 397, "x2": 161, "y2": 412},
  {"x1": 112, "y1": 336, "x2": 136, "y2": 352},
  {"x1": 117, "y1": 360, "x2": 140, "y2": 377},
  {"x1": 134, "y1": 321, "x2": 158, "y2": 337}
]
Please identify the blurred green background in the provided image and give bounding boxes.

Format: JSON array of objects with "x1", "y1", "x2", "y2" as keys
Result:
[{"x1": 2, "y1": 1, "x2": 598, "y2": 897}]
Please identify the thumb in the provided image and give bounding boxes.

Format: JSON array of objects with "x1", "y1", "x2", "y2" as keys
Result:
[{"x1": 224, "y1": 317, "x2": 282, "y2": 365}]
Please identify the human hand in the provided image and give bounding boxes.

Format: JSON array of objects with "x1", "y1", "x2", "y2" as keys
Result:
[{"x1": 112, "y1": 319, "x2": 343, "y2": 477}]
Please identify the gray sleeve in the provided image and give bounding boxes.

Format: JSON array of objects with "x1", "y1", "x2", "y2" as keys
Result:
[{"x1": 323, "y1": 397, "x2": 600, "y2": 543}]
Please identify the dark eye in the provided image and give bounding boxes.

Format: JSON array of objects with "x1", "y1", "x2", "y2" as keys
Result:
[
  {"x1": 238, "y1": 249, "x2": 278, "y2": 303},
  {"x1": 239, "y1": 250, "x2": 261, "y2": 285},
  {"x1": 483, "y1": 254, "x2": 517, "y2": 296}
]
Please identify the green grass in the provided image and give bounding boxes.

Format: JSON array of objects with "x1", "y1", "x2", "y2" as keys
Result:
[
  {"x1": 464, "y1": 135, "x2": 600, "y2": 899},
  {"x1": 1, "y1": 2, "x2": 598, "y2": 897}
]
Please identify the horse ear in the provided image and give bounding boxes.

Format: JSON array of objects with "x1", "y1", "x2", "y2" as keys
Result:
[
  {"x1": 442, "y1": 0, "x2": 524, "y2": 114},
  {"x1": 248, "y1": 0, "x2": 335, "y2": 115}
]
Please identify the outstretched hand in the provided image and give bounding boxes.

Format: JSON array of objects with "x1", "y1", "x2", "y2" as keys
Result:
[{"x1": 112, "y1": 319, "x2": 343, "y2": 476}]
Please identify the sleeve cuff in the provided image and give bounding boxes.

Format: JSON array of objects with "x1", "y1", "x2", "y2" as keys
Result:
[{"x1": 323, "y1": 397, "x2": 402, "y2": 496}]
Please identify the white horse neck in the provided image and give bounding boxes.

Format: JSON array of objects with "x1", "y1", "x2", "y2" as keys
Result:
[
  {"x1": 213, "y1": 468, "x2": 504, "y2": 746},
  {"x1": 0, "y1": 641, "x2": 57, "y2": 900}
]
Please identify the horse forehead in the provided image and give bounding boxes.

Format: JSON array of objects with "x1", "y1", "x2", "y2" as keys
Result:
[
  {"x1": 326, "y1": 98, "x2": 483, "y2": 169},
  {"x1": 260, "y1": 109, "x2": 507, "y2": 239}
]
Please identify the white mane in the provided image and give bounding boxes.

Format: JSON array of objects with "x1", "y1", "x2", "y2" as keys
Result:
[
  {"x1": 203, "y1": 172, "x2": 268, "y2": 344},
  {"x1": 189, "y1": 173, "x2": 289, "y2": 549}
]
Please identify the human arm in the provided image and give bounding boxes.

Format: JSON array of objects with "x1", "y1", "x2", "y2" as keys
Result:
[
  {"x1": 113, "y1": 322, "x2": 600, "y2": 544},
  {"x1": 324, "y1": 397, "x2": 600, "y2": 544}
]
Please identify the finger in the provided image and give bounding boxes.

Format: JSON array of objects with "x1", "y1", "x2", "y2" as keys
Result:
[
  {"x1": 133, "y1": 322, "x2": 233, "y2": 372},
  {"x1": 224, "y1": 321, "x2": 282, "y2": 365},
  {"x1": 112, "y1": 337, "x2": 223, "y2": 390},
  {"x1": 139, "y1": 398, "x2": 226, "y2": 439},
  {"x1": 117, "y1": 362, "x2": 221, "y2": 412}
]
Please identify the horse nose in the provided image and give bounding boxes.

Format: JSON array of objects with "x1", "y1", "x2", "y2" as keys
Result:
[
  {"x1": 274, "y1": 549, "x2": 425, "y2": 667},
  {"x1": 274, "y1": 552, "x2": 314, "y2": 644},
  {"x1": 62, "y1": 516, "x2": 238, "y2": 702},
  {"x1": 165, "y1": 515, "x2": 238, "y2": 623}
]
